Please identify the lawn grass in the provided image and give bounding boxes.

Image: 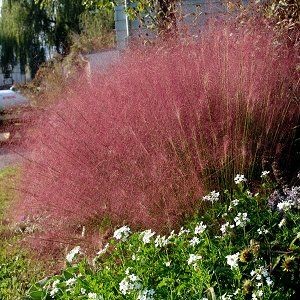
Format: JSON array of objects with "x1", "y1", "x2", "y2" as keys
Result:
[{"x1": 0, "y1": 167, "x2": 46, "y2": 300}]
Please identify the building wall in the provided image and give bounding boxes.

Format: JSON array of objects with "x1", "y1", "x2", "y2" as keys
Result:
[
  {"x1": 114, "y1": 0, "x2": 229, "y2": 49},
  {"x1": 0, "y1": 63, "x2": 31, "y2": 88}
]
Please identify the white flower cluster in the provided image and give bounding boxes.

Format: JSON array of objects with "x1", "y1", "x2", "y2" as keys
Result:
[
  {"x1": 277, "y1": 186, "x2": 300, "y2": 211},
  {"x1": 137, "y1": 289, "x2": 155, "y2": 300},
  {"x1": 203, "y1": 190, "x2": 220, "y2": 203},
  {"x1": 65, "y1": 277, "x2": 76, "y2": 287},
  {"x1": 250, "y1": 267, "x2": 273, "y2": 286},
  {"x1": 234, "y1": 212, "x2": 250, "y2": 227},
  {"x1": 113, "y1": 225, "x2": 131, "y2": 241},
  {"x1": 189, "y1": 236, "x2": 200, "y2": 246},
  {"x1": 154, "y1": 235, "x2": 169, "y2": 248},
  {"x1": 249, "y1": 267, "x2": 273, "y2": 299},
  {"x1": 226, "y1": 252, "x2": 240, "y2": 269},
  {"x1": 194, "y1": 221, "x2": 207, "y2": 234},
  {"x1": 178, "y1": 227, "x2": 190, "y2": 236},
  {"x1": 140, "y1": 229, "x2": 156, "y2": 244},
  {"x1": 66, "y1": 246, "x2": 81, "y2": 263},
  {"x1": 221, "y1": 289, "x2": 240, "y2": 299},
  {"x1": 251, "y1": 290, "x2": 263, "y2": 300},
  {"x1": 50, "y1": 279, "x2": 60, "y2": 298},
  {"x1": 234, "y1": 174, "x2": 247, "y2": 185},
  {"x1": 187, "y1": 254, "x2": 202, "y2": 266},
  {"x1": 221, "y1": 293, "x2": 233, "y2": 300},
  {"x1": 228, "y1": 198, "x2": 239, "y2": 211},
  {"x1": 257, "y1": 226, "x2": 269, "y2": 235},
  {"x1": 278, "y1": 218, "x2": 286, "y2": 228},
  {"x1": 277, "y1": 200, "x2": 293, "y2": 211},
  {"x1": 261, "y1": 170, "x2": 270, "y2": 178},
  {"x1": 119, "y1": 272, "x2": 142, "y2": 295},
  {"x1": 87, "y1": 292, "x2": 103, "y2": 300},
  {"x1": 220, "y1": 222, "x2": 230, "y2": 235}
]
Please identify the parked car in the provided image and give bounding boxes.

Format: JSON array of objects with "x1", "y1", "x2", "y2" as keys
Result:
[{"x1": 0, "y1": 89, "x2": 31, "y2": 142}]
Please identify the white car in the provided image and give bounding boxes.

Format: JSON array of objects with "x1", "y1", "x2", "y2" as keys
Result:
[{"x1": 0, "y1": 89, "x2": 29, "y2": 111}]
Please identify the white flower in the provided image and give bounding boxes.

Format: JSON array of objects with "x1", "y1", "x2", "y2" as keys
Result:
[
  {"x1": 246, "y1": 190, "x2": 253, "y2": 197},
  {"x1": 81, "y1": 288, "x2": 86, "y2": 294},
  {"x1": 194, "y1": 221, "x2": 207, "y2": 234},
  {"x1": 119, "y1": 273, "x2": 142, "y2": 295},
  {"x1": 87, "y1": 293, "x2": 98, "y2": 299},
  {"x1": 140, "y1": 229, "x2": 156, "y2": 244},
  {"x1": 165, "y1": 261, "x2": 171, "y2": 267},
  {"x1": 66, "y1": 246, "x2": 80, "y2": 263},
  {"x1": 203, "y1": 190, "x2": 220, "y2": 203},
  {"x1": 178, "y1": 227, "x2": 190, "y2": 236},
  {"x1": 96, "y1": 243, "x2": 109, "y2": 256},
  {"x1": 252, "y1": 293, "x2": 258, "y2": 300},
  {"x1": 168, "y1": 230, "x2": 176, "y2": 239},
  {"x1": 189, "y1": 237, "x2": 200, "y2": 246},
  {"x1": 52, "y1": 279, "x2": 60, "y2": 288},
  {"x1": 221, "y1": 293, "x2": 233, "y2": 300},
  {"x1": 256, "y1": 274, "x2": 262, "y2": 280},
  {"x1": 138, "y1": 289, "x2": 155, "y2": 300},
  {"x1": 187, "y1": 254, "x2": 202, "y2": 265},
  {"x1": 132, "y1": 254, "x2": 136, "y2": 260},
  {"x1": 226, "y1": 252, "x2": 239, "y2": 269},
  {"x1": 128, "y1": 274, "x2": 139, "y2": 282},
  {"x1": 154, "y1": 235, "x2": 168, "y2": 248},
  {"x1": 257, "y1": 290, "x2": 263, "y2": 297},
  {"x1": 220, "y1": 222, "x2": 230, "y2": 235},
  {"x1": 119, "y1": 278, "x2": 130, "y2": 295},
  {"x1": 261, "y1": 171, "x2": 270, "y2": 178},
  {"x1": 125, "y1": 267, "x2": 131, "y2": 275},
  {"x1": 277, "y1": 201, "x2": 293, "y2": 211},
  {"x1": 113, "y1": 225, "x2": 131, "y2": 241},
  {"x1": 234, "y1": 174, "x2": 247, "y2": 185},
  {"x1": 261, "y1": 268, "x2": 269, "y2": 278},
  {"x1": 266, "y1": 277, "x2": 273, "y2": 286},
  {"x1": 50, "y1": 287, "x2": 59, "y2": 298},
  {"x1": 234, "y1": 289, "x2": 240, "y2": 295},
  {"x1": 234, "y1": 212, "x2": 249, "y2": 227},
  {"x1": 278, "y1": 218, "x2": 286, "y2": 228},
  {"x1": 232, "y1": 199, "x2": 239, "y2": 206},
  {"x1": 65, "y1": 277, "x2": 76, "y2": 286},
  {"x1": 257, "y1": 227, "x2": 269, "y2": 235}
]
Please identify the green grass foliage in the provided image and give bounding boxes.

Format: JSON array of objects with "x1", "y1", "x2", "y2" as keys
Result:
[{"x1": 0, "y1": 167, "x2": 45, "y2": 300}]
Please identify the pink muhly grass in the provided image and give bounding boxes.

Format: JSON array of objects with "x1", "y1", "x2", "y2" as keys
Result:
[{"x1": 12, "y1": 20, "x2": 299, "y2": 252}]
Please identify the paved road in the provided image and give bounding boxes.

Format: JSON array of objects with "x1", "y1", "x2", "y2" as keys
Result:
[{"x1": 0, "y1": 146, "x2": 22, "y2": 169}]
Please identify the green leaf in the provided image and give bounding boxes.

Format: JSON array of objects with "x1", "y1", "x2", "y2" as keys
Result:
[{"x1": 28, "y1": 289, "x2": 46, "y2": 300}]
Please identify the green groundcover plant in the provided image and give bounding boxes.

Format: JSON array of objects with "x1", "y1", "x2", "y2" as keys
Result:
[
  {"x1": 27, "y1": 172, "x2": 300, "y2": 300},
  {"x1": 0, "y1": 167, "x2": 46, "y2": 300}
]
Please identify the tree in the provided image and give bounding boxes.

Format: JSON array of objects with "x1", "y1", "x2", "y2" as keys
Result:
[{"x1": 0, "y1": 0, "x2": 88, "y2": 78}]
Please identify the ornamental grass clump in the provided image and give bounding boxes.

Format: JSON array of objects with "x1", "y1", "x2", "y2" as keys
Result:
[{"x1": 13, "y1": 20, "x2": 299, "y2": 250}]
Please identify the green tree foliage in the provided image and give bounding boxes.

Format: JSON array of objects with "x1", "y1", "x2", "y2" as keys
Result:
[
  {"x1": 0, "y1": 1, "x2": 50, "y2": 78},
  {"x1": 84, "y1": 0, "x2": 178, "y2": 35},
  {"x1": 0, "y1": 0, "x2": 94, "y2": 78}
]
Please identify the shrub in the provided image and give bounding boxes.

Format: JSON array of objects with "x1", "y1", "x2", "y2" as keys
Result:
[
  {"x1": 13, "y1": 20, "x2": 299, "y2": 251},
  {"x1": 27, "y1": 173, "x2": 300, "y2": 299}
]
